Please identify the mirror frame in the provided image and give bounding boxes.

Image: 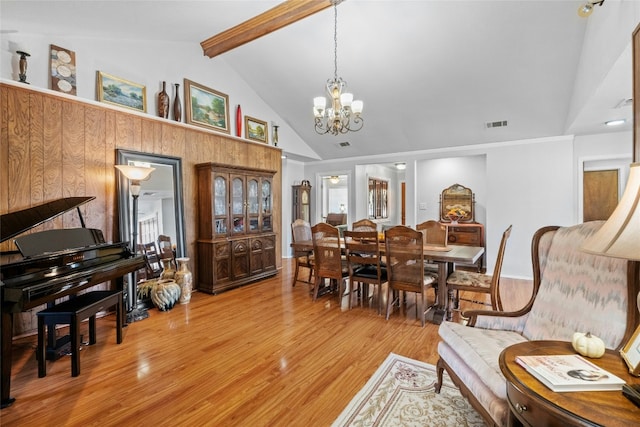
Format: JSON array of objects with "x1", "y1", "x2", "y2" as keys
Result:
[{"x1": 116, "y1": 149, "x2": 186, "y2": 258}]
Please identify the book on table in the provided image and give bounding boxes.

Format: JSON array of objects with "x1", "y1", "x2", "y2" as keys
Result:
[{"x1": 515, "y1": 354, "x2": 626, "y2": 392}]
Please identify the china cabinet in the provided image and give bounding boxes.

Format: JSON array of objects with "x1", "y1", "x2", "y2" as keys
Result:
[
  {"x1": 292, "y1": 182, "x2": 312, "y2": 222},
  {"x1": 197, "y1": 163, "x2": 277, "y2": 294}
]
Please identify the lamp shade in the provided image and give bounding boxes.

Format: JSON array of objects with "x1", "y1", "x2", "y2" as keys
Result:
[
  {"x1": 582, "y1": 162, "x2": 640, "y2": 261},
  {"x1": 115, "y1": 165, "x2": 155, "y2": 181}
]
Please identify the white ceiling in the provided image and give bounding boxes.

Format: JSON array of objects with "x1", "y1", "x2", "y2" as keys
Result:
[{"x1": 1, "y1": 0, "x2": 633, "y2": 161}]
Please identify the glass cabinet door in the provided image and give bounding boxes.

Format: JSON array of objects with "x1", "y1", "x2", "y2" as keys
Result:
[
  {"x1": 248, "y1": 178, "x2": 259, "y2": 232},
  {"x1": 214, "y1": 175, "x2": 227, "y2": 235},
  {"x1": 231, "y1": 176, "x2": 245, "y2": 234},
  {"x1": 261, "y1": 178, "x2": 272, "y2": 231}
]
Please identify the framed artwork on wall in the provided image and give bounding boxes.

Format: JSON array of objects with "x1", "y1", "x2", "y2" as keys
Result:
[
  {"x1": 184, "y1": 78, "x2": 230, "y2": 133},
  {"x1": 50, "y1": 45, "x2": 76, "y2": 95},
  {"x1": 244, "y1": 116, "x2": 268, "y2": 143},
  {"x1": 96, "y1": 71, "x2": 146, "y2": 112}
]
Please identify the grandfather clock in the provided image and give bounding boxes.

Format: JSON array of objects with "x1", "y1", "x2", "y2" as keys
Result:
[{"x1": 292, "y1": 182, "x2": 312, "y2": 222}]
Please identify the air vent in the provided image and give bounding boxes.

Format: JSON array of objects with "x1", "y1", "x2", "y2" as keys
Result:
[
  {"x1": 338, "y1": 141, "x2": 351, "y2": 147},
  {"x1": 486, "y1": 120, "x2": 508, "y2": 129}
]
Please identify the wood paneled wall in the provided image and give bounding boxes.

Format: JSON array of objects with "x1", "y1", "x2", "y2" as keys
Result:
[{"x1": 0, "y1": 82, "x2": 282, "y2": 334}]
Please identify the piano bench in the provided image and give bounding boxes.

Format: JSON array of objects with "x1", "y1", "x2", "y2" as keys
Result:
[{"x1": 36, "y1": 290, "x2": 123, "y2": 378}]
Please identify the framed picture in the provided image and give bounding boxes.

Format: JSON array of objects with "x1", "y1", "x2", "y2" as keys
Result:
[
  {"x1": 621, "y1": 324, "x2": 640, "y2": 376},
  {"x1": 184, "y1": 79, "x2": 230, "y2": 133},
  {"x1": 50, "y1": 45, "x2": 76, "y2": 95},
  {"x1": 245, "y1": 116, "x2": 268, "y2": 143},
  {"x1": 96, "y1": 71, "x2": 146, "y2": 112}
]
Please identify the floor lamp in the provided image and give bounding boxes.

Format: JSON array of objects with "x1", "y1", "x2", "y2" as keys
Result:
[{"x1": 115, "y1": 164, "x2": 155, "y2": 323}]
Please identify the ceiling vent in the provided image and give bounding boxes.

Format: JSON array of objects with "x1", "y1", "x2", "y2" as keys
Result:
[
  {"x1": 486, "y1": 120, "x2": 508, "y2": 129},
  {"x1": 338, "y1": 141, "x2": 351, "y2": 147}
]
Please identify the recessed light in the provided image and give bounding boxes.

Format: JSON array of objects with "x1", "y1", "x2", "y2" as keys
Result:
[{"x1": 605, "y1": 119, "x2": 626, "y2": 126}]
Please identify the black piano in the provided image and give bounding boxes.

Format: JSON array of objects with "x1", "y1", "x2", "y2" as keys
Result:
[{"x1": 1, "y1": 196, "x2": 145, "y2": 408}]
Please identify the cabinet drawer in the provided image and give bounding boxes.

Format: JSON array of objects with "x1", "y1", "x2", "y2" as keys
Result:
[
  {"x1": 507, "y1": 382, "x2": 568, "y2": 427},
  {"x1": 448, "y1": 229, "x2": 481, "y2": 245}
]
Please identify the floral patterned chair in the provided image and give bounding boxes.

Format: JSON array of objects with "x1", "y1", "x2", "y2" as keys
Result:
[{"x1": 435, "y1": 221, "x2": 640, "y2": 426}]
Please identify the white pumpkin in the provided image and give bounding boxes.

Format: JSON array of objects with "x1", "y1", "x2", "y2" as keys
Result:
[{"x1": 571, "y1": 332, "x2": 606, "y2": 358}]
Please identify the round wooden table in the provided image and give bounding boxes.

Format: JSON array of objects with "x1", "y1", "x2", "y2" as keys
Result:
[{"x1": 499, "y1": 340, "x2": 640, "y2": 426}]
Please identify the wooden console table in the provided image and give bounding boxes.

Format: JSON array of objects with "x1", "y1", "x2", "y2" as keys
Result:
[{"x1": 500, "y1": 340, "x2": 640, "y2": 426}]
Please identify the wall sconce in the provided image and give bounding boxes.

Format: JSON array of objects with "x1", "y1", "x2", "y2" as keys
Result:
[
  {"x1": 115, "y1": 164, "x2": 155, "y2": 322},
  {"x1": 330, "y1": 175, "x2": 340, "y2": 184},
  {"x1": 578, "y1": 0, "x2": 605, "y2": 17}
]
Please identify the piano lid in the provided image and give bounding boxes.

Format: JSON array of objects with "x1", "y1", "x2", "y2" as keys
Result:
[{"x1": 0, "y1": 196, "x2": 95, "y2": 243}]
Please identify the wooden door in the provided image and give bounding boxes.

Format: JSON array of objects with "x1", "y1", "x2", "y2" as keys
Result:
[{"x1": 583, "y1": 170, "x2": 618, "y2": 222}]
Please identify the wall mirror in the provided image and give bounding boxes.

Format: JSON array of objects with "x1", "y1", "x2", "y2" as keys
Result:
[{"x1": 116, "y1": 149, "x2": 186, "y2": 258}]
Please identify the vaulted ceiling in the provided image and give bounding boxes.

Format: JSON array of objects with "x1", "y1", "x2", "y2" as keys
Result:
[{"x1": 1, "y1": 1, "x2": 633, "y2": 161}]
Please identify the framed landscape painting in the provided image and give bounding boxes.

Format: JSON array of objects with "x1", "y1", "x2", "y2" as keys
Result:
[
  {"x1": 184, "y1": 79, "x2": 230, "y2": 133},
  {"x1": 96, "y1": 71, "x2": 146, "y2": 112},
  {"x1": 245, "y1": 116, "x2": 268, "y2": 143}
]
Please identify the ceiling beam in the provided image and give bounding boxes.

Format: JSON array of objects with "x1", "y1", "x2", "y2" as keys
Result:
[{"x1": 201, "y1": 0, "x2": 341, "y2": 58}]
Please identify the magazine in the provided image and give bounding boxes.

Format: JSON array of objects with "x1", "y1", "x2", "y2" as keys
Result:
[{"x1": 515, "y1": 354, "x2": 626, "y2": 392}]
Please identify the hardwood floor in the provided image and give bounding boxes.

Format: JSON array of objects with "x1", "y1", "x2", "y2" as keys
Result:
[{"x1": 2, "y1": 260, "x2": 532, "y2": 426}]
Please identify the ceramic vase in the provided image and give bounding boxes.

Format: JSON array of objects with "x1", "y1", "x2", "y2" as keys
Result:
[
  {"x1": 175, "y1": 257, "x2": 192, "y2": 304},
  {"x1": 158, "y1": 81, "x2": 169, "y2": 118},
  {"x1": 173, "y1": 83, "x2": 181, "y2": 122},
  {"x1": 151, "y1": 279, "x2": 181, "y2": 311}
]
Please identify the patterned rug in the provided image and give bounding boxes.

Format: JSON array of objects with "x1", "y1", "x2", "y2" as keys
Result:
[{"x1": 332, "y1": 353, "x2": 485, "y2": 427}]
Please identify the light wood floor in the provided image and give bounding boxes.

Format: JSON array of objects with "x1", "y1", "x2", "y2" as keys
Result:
[{"x1": 2, "y1": 260, "x2": 532, "y2": 426}]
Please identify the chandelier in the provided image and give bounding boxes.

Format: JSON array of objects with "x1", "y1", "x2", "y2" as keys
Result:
[{"x1": 313, "y1": 1, "x2": 363, "y2": 135}]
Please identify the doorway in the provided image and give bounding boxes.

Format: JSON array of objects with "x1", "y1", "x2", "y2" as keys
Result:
[{"x1": 320, "y1": 174, "x2": 349, "y2": 223}]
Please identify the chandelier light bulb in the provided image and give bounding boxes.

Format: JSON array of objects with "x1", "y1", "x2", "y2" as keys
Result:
[{"x1": 577, "y1": 1, "x2": 605, "y2": 18}]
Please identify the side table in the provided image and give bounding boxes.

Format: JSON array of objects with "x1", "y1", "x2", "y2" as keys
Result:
[{"x1": 500, "y1": 340, "x2": 640, "y2": 426}]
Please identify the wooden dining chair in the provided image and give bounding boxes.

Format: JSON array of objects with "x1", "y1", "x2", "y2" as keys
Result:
[
  {"x1": 157, "y1": 234, "x2": 176, "y2": 268},
  {"x1": 352, "y1": 218, "x2": 377, "y2": 232},
  {"x1": 141, "y1": 242, "x2": 163, "y2": 279},
  {"x1": 384, "y1": 225, "x2": 438, "y2": 327},
  {"x1": 291, "y1": 219, "x2": 314, "y2": 287},
  {"x1": 311, "y1": 222, "x2": 349, "y2": 302},
  {"x1": 344, "y1": 230, "x2": 387, "y2": 312},
  {"x1": 416, "y1": 220, "x2": 448, "y2": 248},
  {"x1": 446, "y1": 224, "x2": 512, "y2": 311}
]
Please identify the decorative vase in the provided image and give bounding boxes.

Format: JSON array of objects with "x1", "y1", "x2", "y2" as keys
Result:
[
  {"x1": 236, "y1": 104, "x2": 242, "y2": 137},
  {"x1": 151, "y1": 279, "x2": 181, "y2": 311},
  {"x1": 173, "y1": 83, "x2": 181, "y2": 122},
  {"x1": 160, "y1": 258, "x2": 176, "y2": 280},
  {"x1": 158, "y1": 81, "x2": 169, "y2": 118},
  {"x1": 175, "y1": 257, "x2": 193, "y2": 304}
]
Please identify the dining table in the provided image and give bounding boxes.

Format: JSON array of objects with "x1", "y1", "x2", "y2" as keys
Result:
[{"x1": 290, "y1": 239, "x2": 484, "y2": 324}]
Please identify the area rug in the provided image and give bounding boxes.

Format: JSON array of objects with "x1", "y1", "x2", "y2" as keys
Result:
[{"x1": 332, "y1": 353, "x2": 484, "y2": 427}]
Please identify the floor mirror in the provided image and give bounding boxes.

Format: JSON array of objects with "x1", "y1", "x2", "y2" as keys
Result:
[{"x1": 116, "y1": 149, "x2": 186, "y2": 313}]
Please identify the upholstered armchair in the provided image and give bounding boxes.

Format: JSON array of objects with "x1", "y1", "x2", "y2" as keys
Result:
[{"x1": 435, "y1": 222, "x2": 640, "y2": 427}]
